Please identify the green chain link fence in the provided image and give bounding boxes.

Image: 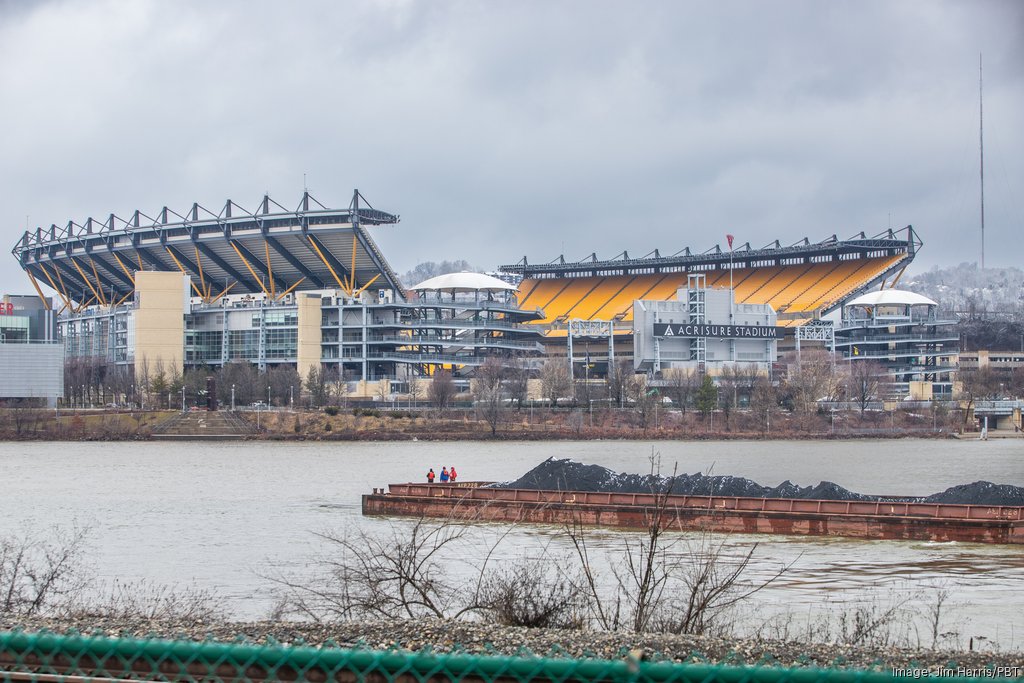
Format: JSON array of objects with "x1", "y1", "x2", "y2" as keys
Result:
[{"x1": 0, "y1": 630, "x2": 1018, "y2": 683}]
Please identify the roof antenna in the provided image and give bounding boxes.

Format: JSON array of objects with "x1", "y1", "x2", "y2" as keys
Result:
[{"x1": 303, "y1": 172, "x2": 308, "y2": 193}]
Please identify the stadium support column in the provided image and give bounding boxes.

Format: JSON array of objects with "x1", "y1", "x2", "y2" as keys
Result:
[
  {"x1": 133, "y1": 271, "x2": 186, "y2": 382},
  {"x1": 296, "y1": 293, "x2": 322, "y2": 383},
  {"x1": 567, "y1": 331, "x2": 574, "y2": 382}
]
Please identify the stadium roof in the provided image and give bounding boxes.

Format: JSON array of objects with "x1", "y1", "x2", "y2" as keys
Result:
[
  {"x1": 410, "y1": 272, "x2": 517, "y2": 293},
  {"x1": 500, "y1": 226, "x2": 920, "y2": 279},
  {"x1": 12, "y1": 190, "x2": 404, "y2": 309},
  {"x1": 847, "y1": 289, "x2": 937, "y2": 307}
]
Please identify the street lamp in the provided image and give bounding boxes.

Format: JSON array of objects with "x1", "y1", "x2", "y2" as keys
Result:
[
  {"x1": 181, "y1": 386, "x2": 185, "y2": 412},
  {"x1": 290, "y1": 385, "x2": 294, "y2": 410},
  {"x1": 267, "y1": 386, "x2": 271, "y2": 408},
  {"x1": 231, "y1": 384, "x2": 235, "y2": 412}
]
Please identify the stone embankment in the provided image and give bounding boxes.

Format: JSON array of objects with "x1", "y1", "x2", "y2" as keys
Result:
[{"x1": 1, "y1": 617, "x2": 1020, "y2": 672}]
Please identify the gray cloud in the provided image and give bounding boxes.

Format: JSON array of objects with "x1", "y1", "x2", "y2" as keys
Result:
[{"x1": 1, "y1": 0, "x2": 1021, "y2": 296}]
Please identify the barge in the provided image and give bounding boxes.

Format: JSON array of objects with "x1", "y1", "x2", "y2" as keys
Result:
[{"x1": 362, "y1": 482, "x2": 1024, "y2": 545}]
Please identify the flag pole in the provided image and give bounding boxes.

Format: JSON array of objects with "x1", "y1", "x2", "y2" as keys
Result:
[{"x1": 727, "y1": 234, "x2": 735, "y2": 323}]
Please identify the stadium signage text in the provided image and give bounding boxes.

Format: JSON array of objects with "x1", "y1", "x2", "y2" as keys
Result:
[
  {"x1": 653, "y1": 323, "x2": 783, "y2": 339},
  {"x1": 0, "y1": 302, "x2": 15, "y2": 315}
]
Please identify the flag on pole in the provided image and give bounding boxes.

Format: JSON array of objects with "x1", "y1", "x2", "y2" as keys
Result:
[{"x1": 726, "y1": 234, "x2": 734, "y2": 249}]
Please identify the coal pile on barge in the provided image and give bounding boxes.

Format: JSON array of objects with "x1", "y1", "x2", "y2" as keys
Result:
[{"x1": 493, "y1": 458, "x2": 1024, "y2": 507}]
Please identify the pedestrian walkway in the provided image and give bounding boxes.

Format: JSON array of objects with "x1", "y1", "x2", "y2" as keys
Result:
[{"x1": 152, "y1": 410, "x2": 256, "y2": 440}]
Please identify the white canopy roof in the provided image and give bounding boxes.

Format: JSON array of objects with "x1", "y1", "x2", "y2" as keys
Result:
[
  {"x1": 410, "y1": 272, "x2": 517, "y2": 293},
  {"x1": 846, "y1": 289, "x2": 937, "y2": 307}
]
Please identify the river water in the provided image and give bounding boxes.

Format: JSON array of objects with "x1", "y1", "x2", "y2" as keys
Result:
[{"x1": 1, "y1": 439, "x2": 1022, "y2": 647}]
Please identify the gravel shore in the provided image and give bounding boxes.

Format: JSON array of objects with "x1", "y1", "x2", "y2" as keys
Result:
[{"x1": 2, "y1": 617, "x2": 1021, "y2": 673}]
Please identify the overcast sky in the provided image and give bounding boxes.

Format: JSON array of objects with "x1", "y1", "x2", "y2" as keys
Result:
[{"x1": 1, "y1": 0, "x2": 1021, "y2": 296}]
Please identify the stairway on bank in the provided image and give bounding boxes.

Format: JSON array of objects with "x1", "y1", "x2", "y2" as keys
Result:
[{"x1": 152, "y1": 410, "x2": 256, "y2": 439}]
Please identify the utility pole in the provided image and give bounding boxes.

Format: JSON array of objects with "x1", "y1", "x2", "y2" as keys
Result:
[{"x1": 980, "y1": 53, "x2": 986, "y2": 269}]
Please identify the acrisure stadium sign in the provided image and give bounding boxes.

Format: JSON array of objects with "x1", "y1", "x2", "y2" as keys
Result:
[{"x1": 653, "y1": 323, "x2": 784, "y2": 339}]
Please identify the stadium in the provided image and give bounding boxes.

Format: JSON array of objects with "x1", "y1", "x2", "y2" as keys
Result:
[
  {"x1": 502, "y1": 226, "x2": 921, "y2": 373},
  {"x1": 6, "y1": 188, "x2": 932, "y2": 401}
]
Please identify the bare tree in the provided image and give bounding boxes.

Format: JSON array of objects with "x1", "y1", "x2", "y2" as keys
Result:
[
  {"x1": 782, "y1": 350, "x2": 841, "y2": 417},
  {"x1": 428, "y1": 370, "x2": 457, "y2": 412},
  {"x1": 266, "y1": 518, "x2": 490, "y2": 622},
  {"x1": 608, "y1": 359, "x2": 634, "y2": 407},
  {"x1": 566, "y1": 457, "x2": 791, "y2": 634},
  {"x1": 376, "y1": 378, "x2": 391, "y2": 405},
  {"x1": 504, "y1": 355, "x2": 531, "y2": 409},
  {"x1": 1, "y1": 526, "x2": 90, "y2": 617},
  {"x1": 540, "y1": 359, "x2": 571, "y2": 407},
  {"x1": 663, "y1": 367, "x2": 698, "y2": 413},
  {"x1": 407, "y1": 376, "x2": 424, "y2": 408},
  {"x1": 748, "y1": 375, "x2": 778, "y2": 433},
  {"x1": 64, "y1": 579, "x2": 224, "y2": 621},
  {"x1": 845, "y1": 359, "x2": 889, "y2": 414},
  {"x1": 267, "y1": 365, "x2": 301, "y2": 408},
  {"x1": 473, "y1": 357, "x2": 506, "y2": 436},
  {"x1": 480, "y1": 558, "x2": 584, "y2": 628}
]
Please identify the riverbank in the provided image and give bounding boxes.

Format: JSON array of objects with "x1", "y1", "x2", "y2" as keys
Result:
[
  {"x1": 1, "y1": 617, "x2": 1020, "y2": 671},
  {"x1": 0, "y1": 406, "x2": 976, "y2": 442}
]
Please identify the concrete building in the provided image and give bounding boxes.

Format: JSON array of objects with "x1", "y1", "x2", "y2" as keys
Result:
[
  {"x1": 834, "y1": 289, "x2": 958, "y2": 398},
  {"x1": 632, "y1": 274, "x2": 779, "y2": 375},
  {"x1": 0, "y1": 294, "x2": 63, "y2": 405}
]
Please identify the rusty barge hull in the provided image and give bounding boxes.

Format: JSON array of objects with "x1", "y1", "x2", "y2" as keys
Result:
[{"x1": 362, "y1": 483, "x2": 1024, "y2": 545}]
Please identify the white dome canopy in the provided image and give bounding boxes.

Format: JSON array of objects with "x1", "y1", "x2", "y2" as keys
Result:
[
  {"x1": 410, "y1": 272, "x2": 517, "y2": 293},
  {"x1": 846, "y1": 289, "x2": 937, "y2": 307}
]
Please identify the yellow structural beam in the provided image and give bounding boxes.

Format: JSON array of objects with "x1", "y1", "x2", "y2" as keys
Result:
[
  {"x1": 39, "y1": 264, "x2": 73, "y2": 311},
  {"x1": 890, "y1": 265, "x2": 908, "y2": 288},
  {"x1": 89, "y1": 258, "x2": 107, "y2": 306},
  {"x1": 209, "y1": 281, "x2": 237, "y2": 305},
  {"x1": 265, "y1": 242, "x2": 275, "y2": 299},
  {"x1": 70, "y1": 257, "x2": 104, "y2": 307},
  {"x1": 164, "y1": 246, "x2": 205, "y2": 298},
  {"x1": 274, "y1": 277, "x2": 306, "y2": 301},
  {"x1": 354, "y1": 274, "x2": 381, "y2": 297},
  {"x1": 76, "y1": 295, "x2": 97, "y2": 313},
  {"x1": 229, "y1": 242, "x2": 271, "y2": 297},
  {"x1": 25, "y1": 270, "x2": 52, "y2": 311},
  {"x1": 349, "y1": 237, "x2": 358, "y2": 293},
  {"x1": 111, "y1": 252, "x2": 136, "y2": 286},
  {"x1": 306, "y1": 235, "x2": 350, "y2": 295},
  {"x1": 194, "y1": 246, "x2": 209, "y2": 301}
]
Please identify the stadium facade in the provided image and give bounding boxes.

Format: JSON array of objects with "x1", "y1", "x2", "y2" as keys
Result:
[
  {"x1": 12, "y1": 192, "x2": 542, "y2": 395},
  {"x1": 11, "y1": 188, "x2": 946, "y2": 399}
]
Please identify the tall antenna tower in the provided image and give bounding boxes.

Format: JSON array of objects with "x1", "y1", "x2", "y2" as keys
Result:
[{"x1": 979, "y1": 53, "x2": 985, "y2": 269}]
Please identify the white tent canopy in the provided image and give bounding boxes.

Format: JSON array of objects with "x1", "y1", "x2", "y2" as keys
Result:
[
  {"x1": 410, "y1": 272, "x2": 517, "y2": 293},
  {"x1": 846, "y1": 289, "x2": 937, "y2": 307}
]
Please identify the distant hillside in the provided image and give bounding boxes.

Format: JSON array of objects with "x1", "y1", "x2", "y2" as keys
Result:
[
  {"x1": 400, "y1": 260, "x2": 478, "y2": 288},
  {"x1": 902, "y1": 263, "x2": 1024, "y2": 318}
]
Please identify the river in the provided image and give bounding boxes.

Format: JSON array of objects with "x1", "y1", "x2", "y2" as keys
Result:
[{"x1": 2, "y1": 439, "x2": 1022, "y2": 648}]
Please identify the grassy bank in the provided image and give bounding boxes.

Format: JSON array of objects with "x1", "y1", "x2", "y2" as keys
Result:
[{"x1": 0, "y1": 405, "x2": 969, "y2": 441}]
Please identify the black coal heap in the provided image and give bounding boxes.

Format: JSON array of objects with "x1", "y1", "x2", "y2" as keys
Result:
[{"x1": 492, "y1": 458, "x2": 1024, "y2": 506}]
